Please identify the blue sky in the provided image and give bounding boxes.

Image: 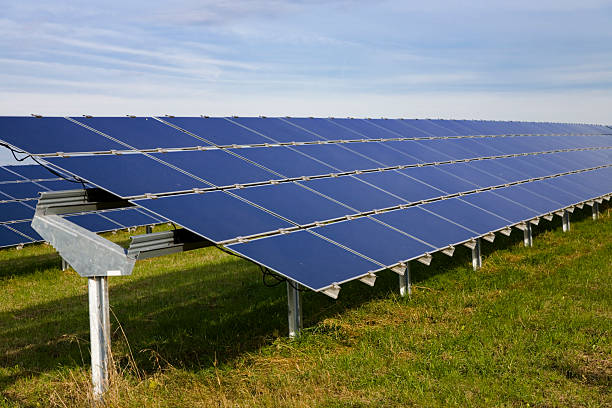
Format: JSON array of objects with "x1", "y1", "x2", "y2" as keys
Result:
[{"x1": 0, "y1": 0, "x2": 611, "y2": 140}]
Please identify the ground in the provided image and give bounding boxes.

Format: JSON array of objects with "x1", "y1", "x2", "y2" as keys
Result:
[{"x1": 0, "y1": 203, "x2": 610, "y2": 407}]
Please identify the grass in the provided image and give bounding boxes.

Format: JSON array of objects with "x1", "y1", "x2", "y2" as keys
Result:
[{"x1": 0, "y1": 203, "x2": 610, "y2": 407}]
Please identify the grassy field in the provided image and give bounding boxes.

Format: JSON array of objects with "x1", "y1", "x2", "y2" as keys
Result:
[{"x1": 0, "y1": 203, "x2": 610, "y2": 407}]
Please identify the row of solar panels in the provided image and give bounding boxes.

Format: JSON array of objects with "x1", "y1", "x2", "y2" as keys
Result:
[
  {"x1": 2, "y1": 118, "x2": 611, "y2": 295},
  {"x1": 0, "y1": 164, "x2": 164, "y2": 249},
  {"x1": 1, "y1": 117, "x2": 610, "y2": 156},
  {"x1": 43, "y1": 138, "x2": 612, "y2": 198}
]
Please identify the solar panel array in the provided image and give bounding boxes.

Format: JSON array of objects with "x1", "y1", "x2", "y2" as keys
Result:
[
  {"x1": 0, "y1": 164, "x2": 163, "y2": 248},
  {"x1": 1, "y1": 117, "x2": 611, "y2": 292}
]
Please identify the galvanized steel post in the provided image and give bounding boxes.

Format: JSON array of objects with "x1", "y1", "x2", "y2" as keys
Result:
[
  {"x1": 88, "y1": 276, "x2": 110, "y2": 402},
  {"x1": 523, "y1": 223, "x2": 533, "y2": 247},
  {"x1": 592, "y1": 202, "x2": 600, "y2": 220},
  {"x1": 562, "y1": 210, "x2": 570, "y2": 232},
  {"x1": 287, "y1": 280, "x2": 302, "y2": 338},
  {"x1": 399, "y1": 262, "x2": 412, "y2": 297},
  {"x1": 472, "y1": 238, "x2": 482, "y2": 271}
]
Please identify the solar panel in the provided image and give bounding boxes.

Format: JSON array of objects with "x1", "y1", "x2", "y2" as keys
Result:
[
  {"x1": 232, "y1": 183, "x2": 351, "y2": 225},
  {"x1": 300, "y1": 176, "x2": 405, "y2": 212},
  {"x1": 372, "y1": 206, "x2": 477, "y2": 248},
  {"x1": 0, "y1": 163, "x2": 164, "y2": 249},
  {"x1": 45, "y1": 154, "x2": 210, "y2": 197},
  {"x1": 133, "y1": 191, "x2": 294, "y2": 243},
  {"x1": 72, "y1": 117, "x2": 205, "y2": 150},
  {"x1": 0, "y1": 224, "x2": 32, "y2": 248},
  {"x1": 311, "y1": 217, "x2": 435, "y2": 266},
  {"x1": 227, "y1": 230, "x2": 381, "y2": 291},
  {"x1": 0, "y1": 117, "x2": 125, "y2": 154},
  {"x1": 1, "y1": 116, "x2": 611, "y2": 295}
]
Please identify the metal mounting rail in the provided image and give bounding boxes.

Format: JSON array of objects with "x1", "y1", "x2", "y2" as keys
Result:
[
  {"x1": 36, "y1": 188, "x2": 132, "y2": 215},
  {"x1": 128, "y1": 229, "x2": 214, "y2": 260}
]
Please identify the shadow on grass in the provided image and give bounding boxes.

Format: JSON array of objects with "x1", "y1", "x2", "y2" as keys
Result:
[{"x1": 0, "y1": 201, "x2": 608, "y2": 393}]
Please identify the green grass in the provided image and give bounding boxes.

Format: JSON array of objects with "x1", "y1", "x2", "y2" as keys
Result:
[{"x1": 1, "y1": 204, "x2": 611, "y2": 407}]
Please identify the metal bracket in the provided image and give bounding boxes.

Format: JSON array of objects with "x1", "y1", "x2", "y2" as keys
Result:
[
  {"x1": 127, "y1": 229, "x2": 214, "y2": 260},
  {"x1": 321, "y1": 283, "x2": 341, "y2": 299},
  {"x1": 417, "y1": 253, "x2": 432, "y2": 266},
  {"x1": 441, "y1": 246, "x2": 455, "y2": 256},
  {"x1": 32, "y1": 214, "x2": 136, "y2": 277},
  {"x1": 391, "y1": 263, "x2": 407, "y2": 275},
  {"x1": 482, "y1": 232, "x2": 495, "y2": 243},
  {"x1": 35, "y1": 188, "x2": 131, "y2": 215},
  {"x1": 499, "y1": 227, "x2": 512, "y2": 236},
  {"x1": 359, "y1": 271, "x2": 377, "y2": 287}
]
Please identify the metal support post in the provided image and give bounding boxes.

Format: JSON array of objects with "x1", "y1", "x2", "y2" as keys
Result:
[
  {"x1": 287, "y1": 280, "x2": 302, "y2": 338},
  {"x1": 592, "y1": 202, "x2": 599, "y2": 220},
  {"x1": 472, "y1": 238, "x2": 482, "y2": 271},
  {"x1": 523, "y1": 223, "x2": 533, "y2": 247},
  {"x1": 562, "y1": 210, "x2": 570, "y2": 232},
  {"x1": 399, "y1": 262, "x2": 412, "y2": 297},
  {"x1": 61, "y1": 258, "x2": 69, "y2": 271},
  {"x1": 146, "y1": 225, "x2": 153, "y2": 234},
  {"x1": 88, "y1": 276, "x2": 110, "y2": 402}
]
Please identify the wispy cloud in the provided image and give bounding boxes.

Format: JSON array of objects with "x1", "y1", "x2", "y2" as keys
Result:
[{"x1": 0, "y1": 0, "x2": 610, "y2": 123}]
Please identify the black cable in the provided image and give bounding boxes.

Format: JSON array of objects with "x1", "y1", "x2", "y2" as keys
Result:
[
  {"x1": 1, "y1": 143, "x2": 87, "y2": 188},
  {"x1": 215, "y1": 244, "x2": 306, "y2": 291}
]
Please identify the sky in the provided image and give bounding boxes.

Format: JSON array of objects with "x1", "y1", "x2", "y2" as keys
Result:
[{"x1": 1, "y1": 1, "x2": 612, "y2": 164}]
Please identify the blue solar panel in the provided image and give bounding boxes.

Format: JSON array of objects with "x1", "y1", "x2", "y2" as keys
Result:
[
  {"x1": 466, "y1": 159, "x2": 531, "y2": 183},
  {"x1": 328, "y1": 118, "x2": 397, "y2": 139},
  {"x1": 8, "y1": 221, "x2": 43, "y2": 241},
  {"x1": 0, "y1": 200, "x2": 35, "y2": 222},
  {"x1": 233, "y1": 182, "x2": 351, "y2": 225},
  {"x1": 0, "y1": 167, "x2": 23, "y2": 182},
  {"x1": 435, "y1": 162, "x2": 506, "y2": 188},
  {"x1": 227, "y1": 230, "x2": 381, "y2": 291},
  {"x1": 421, "y1": 198, "x2": 510, "y2": 235},
  {"x1": 73, "y1": 117, "x2": 205, "y2": 150},
  {"x1": 385, "y1": 140, "x2": 454, "y2": 163},
  {"x1": 291, "y1": 144, "x2": 381, "y2": 172},
  {"x1": 163, "y1": 117, "x2": 268, "y2": 146},
  {"x1": 230, "y1": 117, "x2": 324, "y2": 143},
  {"x1": 2, "y1": 164, "x2": 58, "y2": 180},
  {"x1": 2, "y1": 116, "x2": 610, "y2": 295},
  {"x1": 134, "y1": 191, "x2": 293, "y2": 243},
  {"x1": 517, "y1": 180, "x2": 582, "y2": 208},
  {"x1": 285, "y1": 118, "x2": 362, "y2": 140},
  {"x1": 100, "y1": 208, "x2": 160, "y2": 229},
  {"x1": 400, "y1": 166, "x2": 480, "y2": 194},
  {"x1": 460, "y1": 191, "x2": 540, "y2": 224},
  {"x1": 0, "y1": 182, "x2": 47, "y2": 200},
  {"x1": 355, "y1": 171, "x2": 445, "y2": 203},
  {"x1": 0, "y1": 225, "x2": 33, "y2": 248},
  {"x1": 312, "y1": 217, "x2": 435, "y2": 266},
  {"x1": 45, "y1": 154, "x2": 209, "y2": 197},
  {"x1": 341, "y1": 142, "x2": 421, "y2": 166},
  {"x1": 64, "y1": 214, "x2": 124, "y2": 232},
  {"x1": 301, "y1": 176, "x2": 404, "y2": 212},
  {"x1": 401, "y1": 119, "x2": 459, "y2": 137},
  {"x1": 151, "y1": 150, "x2": 280, "y2": 187},
  {"x1": 373, "y1": 206, "x2": 477, "y2": 248},
  {"x1": 0, "y1": 117, "x2": 125, "y2": 154},
  {"x1": 492, "y1": 185, "x2": 566, "y2": 214},
  {"x1": 232, "y1": 146, "x2": 336, "y2": 178},
  {"x1": 365, "y1": 119, "x2": 432, "y2": 138}
]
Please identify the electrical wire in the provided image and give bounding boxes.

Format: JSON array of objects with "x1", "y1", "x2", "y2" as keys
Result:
[
  {"x1": 1, "y1": 142, "x2": 87, "y2": 189},
  {"x1": 215, "y1": 244, "x2": 306, "y2": 291}
]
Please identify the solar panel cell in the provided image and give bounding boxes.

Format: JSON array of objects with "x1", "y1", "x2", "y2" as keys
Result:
[
  {"x1": 0, "y1": 117, "x2": 125, "y2": 154},
  {"x1": 45, "y1": 154, "x2": 210, "y2": 197},
  {"x1": 227, "y1": 230, "x2": 381, "y2": 291},
  {"x1": 312, "y1": 217, "x2": 435, "y2": 266},
  {"x1": 134, "y1": 191, "x2": 293, "y2": 243},
  {"x1": 164, "y1": 117, "x2": 269, "y2": 146}
]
